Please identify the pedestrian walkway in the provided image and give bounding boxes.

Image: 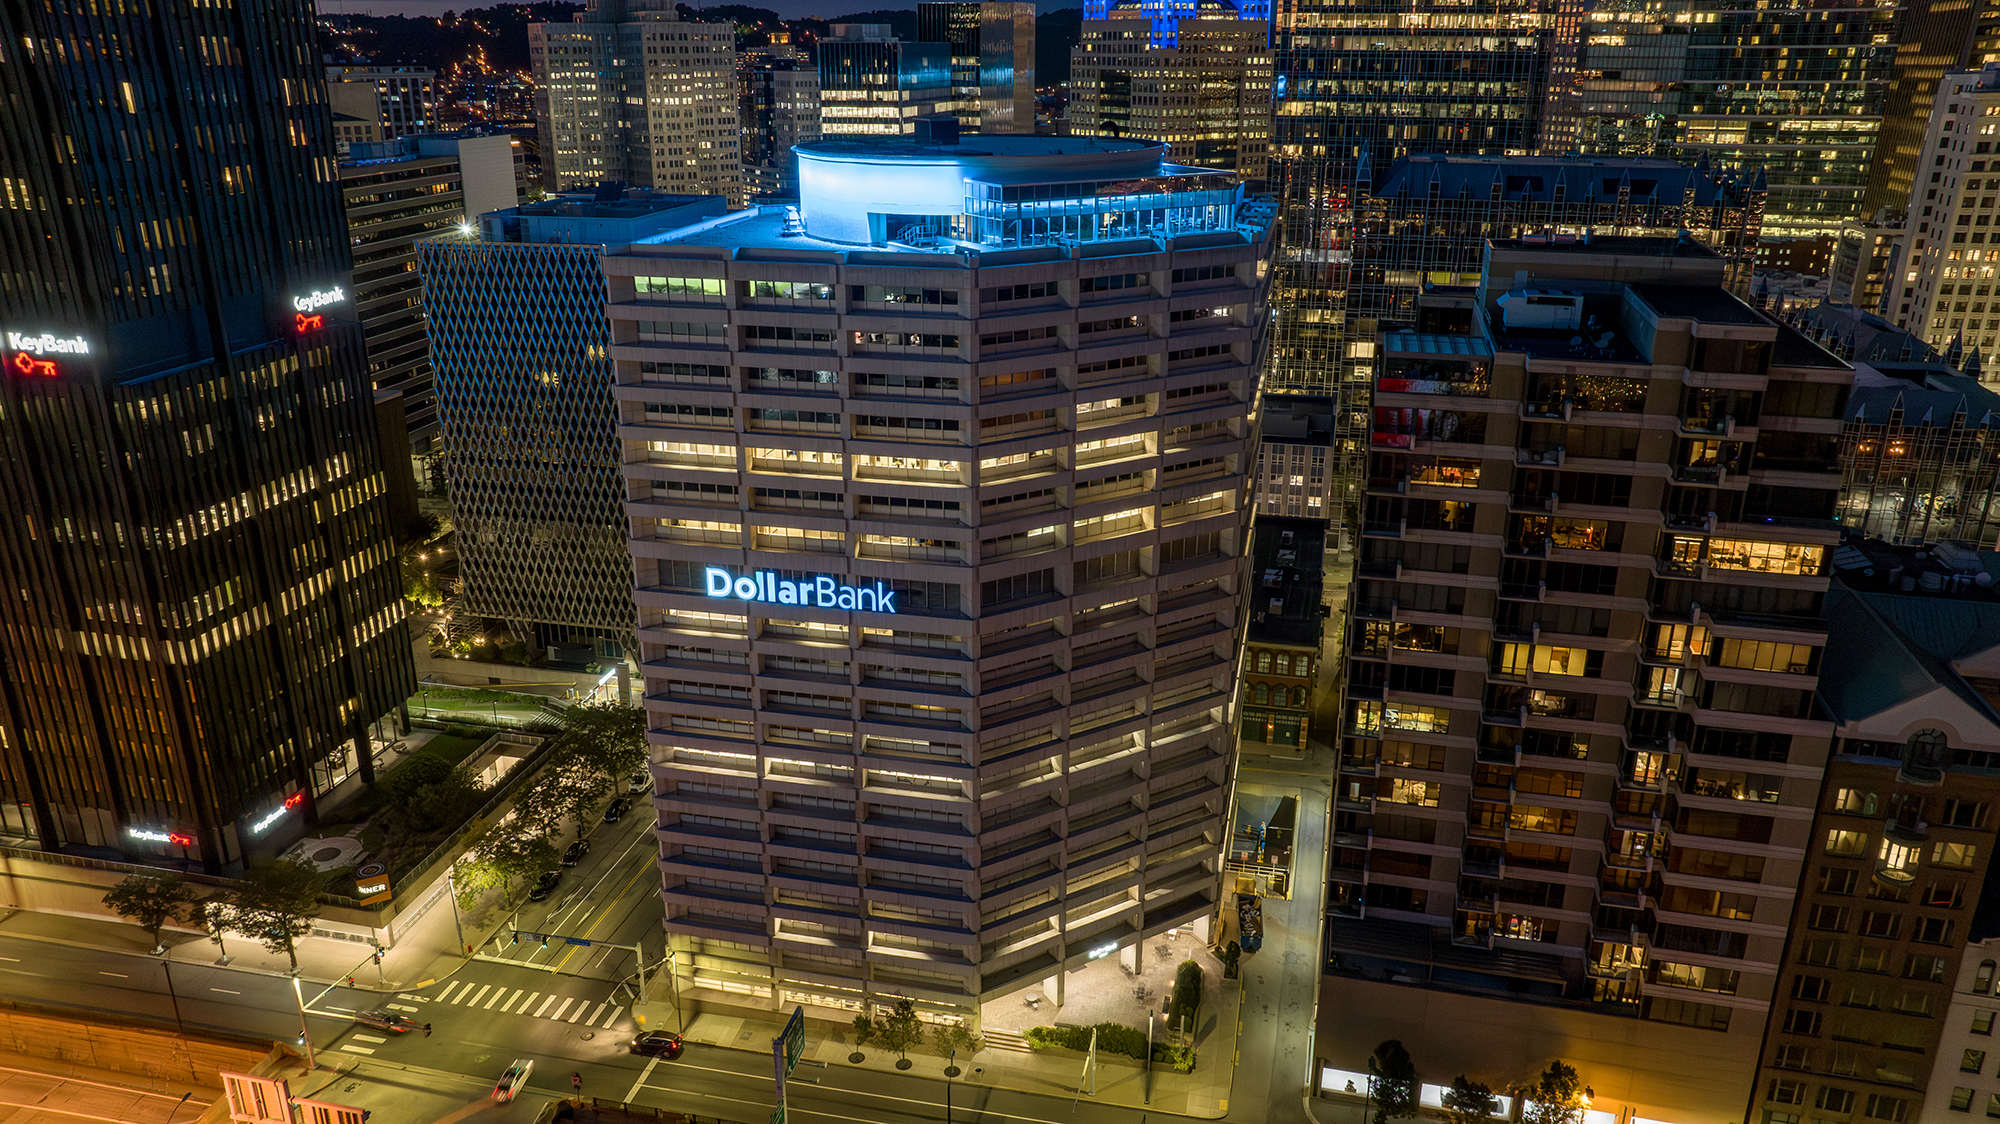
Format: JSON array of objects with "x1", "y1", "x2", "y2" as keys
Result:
[{"x1": 405, "y1": 978, "x2": 629, "y2": 1032}]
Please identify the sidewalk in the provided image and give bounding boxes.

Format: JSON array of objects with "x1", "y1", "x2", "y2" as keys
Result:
[{"x1": 675, "y1": 980, "x2": 1239, "y2": 1119}]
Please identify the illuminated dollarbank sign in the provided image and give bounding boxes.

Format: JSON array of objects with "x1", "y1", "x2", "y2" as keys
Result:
[{"x1": 704, "y1": 567, "x2": 896, "y2": 613}]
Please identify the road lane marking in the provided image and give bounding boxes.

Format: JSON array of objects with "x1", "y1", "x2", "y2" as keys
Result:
[
  {"x1": 484, "y1": 987, "x2": 509, "y2": 1010},
  {"x1": 436, "y1": 982, "x2": 462, "y2": 1002},
  {"x1": 601, "y1": 1005, "x2": 624, "y2": 1028},
  {"x1": 388, "y1": 1004, "x2": 418, "y2": 1012},
  {"x1": 0, "y1": 957, "x2": 19, "y2": 962},
  {"x1": 338, "y1": 1045, "x2": 374, "y2": 1055},
  {"x1": 548, "y1": 998, "x2": 574, "y2": 1021},
  {"x1": 353, "y1": 1034, "x2": 387, "y2": 1043},
  {"x1": 464, "y1": 984, "x2": 492, "y2": 1006},
  {"x1": 396, "y1": 993, "x2": 425, "y2": 1000},
  {"x1": 624, "y1": 1057, "x2": 660, "y2": 1103},
  {"x1": 553, "y1": 858, "x2": 653, "y2": 972},
  {"x1": 504, "y1": 991, "x2": 534, "y2": 1013},
  {"x1": 578, "y1": 1002, "x2": 603, "y2": 1024},
  {"x1": 210, "y1": 988, "x2": 240, "y2": 995},
  {"x1": 534, "y1": 994, "x2": 558, "y2": 1017},
  {"x1": 97, "y1": 972, "x2": 127, "y2": 978}
]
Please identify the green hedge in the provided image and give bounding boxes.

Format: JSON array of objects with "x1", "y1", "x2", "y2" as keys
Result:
[{"x1": 1025, "y1": 1022, "x2": 1151, "y2": 1061}]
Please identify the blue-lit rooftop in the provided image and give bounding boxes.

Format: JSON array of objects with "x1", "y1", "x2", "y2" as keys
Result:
[{"x1": 790, "y1": 134, "x2": 1244, "y2": 249}]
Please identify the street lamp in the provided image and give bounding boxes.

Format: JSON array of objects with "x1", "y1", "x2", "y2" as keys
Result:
[
  {"x1": 446, "y1": 865, "x2": 468, "y2": 957},
  {"x1": 290, "y1": 973, "x2": 316, "y2": 1069},
  {"x1": 946, "y1": 1049, "x2": 955, "y2": 1124}
]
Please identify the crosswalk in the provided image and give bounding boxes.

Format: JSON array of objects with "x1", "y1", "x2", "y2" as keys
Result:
[{"x1": 412, "y1": 979, "x2": 627, "y2": 1030}]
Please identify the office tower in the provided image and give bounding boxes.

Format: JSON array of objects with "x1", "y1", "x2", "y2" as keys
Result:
[
  {"x1": 739, "y1": 45, "x2": 822, "y2": 200},
  {"x1": 1867, "y1": 0, "x2": 1985, "y2": 223},
  {"x1": 1542, "y1": 0, "x2": 1897, "y2": 235},
  {"x1": 1330, "y1": 236, "x2": 1847, "y2": 1120},
  {"x1": 1833, "y1": 214, "x2": 1908, "y2": 314},
  {"x1": 418, "y1": 191, "x2": 725, "y2": 654},
  {"x1": 1748, "y1": 541, "x2": 2000, "y2": 1124},
  {"x1": 1265, "y1": 0, "x2": 1553, "y2": 538},
  {"x1": 0, "y1": 0, "x2": 413, "y2": 868},
  {"x1": 917, "y1": 2, "x2": 1038, "y2": 134},
  {"x1": 1084, "y1": 0, "x2": 1272, "y2": 41},
  {"x1": 1893, "y1": 65, "x2": 2000, "y2": 356},
  {"x1": 342, "y1": 130, "x2": 522, "y2": 448},
  {"x1": 1256, "y1": 396, "x2": 1335, "y2": 519},
  {"x1": 614, "y1": 135, "x2": 1271, "y2": 1023},
  {"x1": 1069, "y1": 3, "x2": 1272, "y2": 185},
  {"x1": 326, "y1": 64, "x2": 437, "y2": 143},
  {"x1": 529, "y1": 0, "x2": 742, "y2": 203},
  {"x1": 818, "y1": 25, "x2": 954, "y2": 137},
  {"x1": 1273, "y1": 152, "x2": 1765, "y2": 543}
]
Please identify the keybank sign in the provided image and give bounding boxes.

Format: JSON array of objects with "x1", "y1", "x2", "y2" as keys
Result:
[{"x1": 705, "y1": 567, "x2": 896, "y2": 613}]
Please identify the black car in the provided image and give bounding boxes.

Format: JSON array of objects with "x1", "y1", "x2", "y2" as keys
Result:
[
  {"x1": 561, "y1": 839, "x2": 590, "y2": 866},
  {"x1": 630, "y1": 1030, "x2": 684, "y2": 1059},
  {"x1": 527, "y1": 869, "x2": 562, "y2": 902},
  {"x1": 603, "y1": 798, "x2": 630, "y2": 824},
  {"x1": 353, "y1": 1008, "x2": 420, "y2": 1034}
]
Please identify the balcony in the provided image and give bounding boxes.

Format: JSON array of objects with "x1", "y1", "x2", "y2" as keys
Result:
[
  {"x1": 1678, "y1": 414, "x2": 1736, "y2": 439},
  {"x1": 1672, "y1": 464, "x2": 1726, "y2": 486},
  {"x1": 1516, "y1": 447, "x2": 1565, "y2": 468},
  {"x1": 1520, "y1": 400, "x2": 1571, "y2": 423},
  {"x1": 1498, "y1": 581, "x2": 1546, "y2": 603}
]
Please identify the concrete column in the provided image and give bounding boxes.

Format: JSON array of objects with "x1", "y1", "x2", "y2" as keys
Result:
[
  {"x1": 1043, "y1": 972, "x2": 1064, "y2": 1007},
  {"x1": 1121, "y1": 941, "x2": 1141, "y2": 975},
  {"x1": 1193, "y1": 913, "x2": 1212, "y2": 943}
]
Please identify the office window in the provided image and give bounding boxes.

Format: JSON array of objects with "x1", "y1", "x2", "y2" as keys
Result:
[
  {"x1": 1975, "y1": 1010, "x2": 1996, "y2": 1035},
  {"x1": 1818, "y1": 1088, "x2": 1855, "y2": 1114},
  {"x1": 1951, "y1": 1089, "x2": 1973, "y2": 1113},
  {"x1": 1965, "y1": 1049, "x2": 1987, "y2": 1073},
  {"x1": 1865, "y1": 1094, "x2": 1908, "y2": 1123}
]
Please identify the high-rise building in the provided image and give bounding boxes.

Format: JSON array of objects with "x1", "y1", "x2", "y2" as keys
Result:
[
  {"x1": 1069, "y1": 2, "x2": 1271, "y2": 185},
  {"x1": 1891, "y1": 65, "x2": 2000, "y2": 356},
  {"x1": 614, "y1": 135, "x2": 1270, "y2": 1024},
  {"x1": 1327, "y1": 235, "x2": 1848, "y2": 1121},
  {"x1": 739, "y1": 41, "x2": 822, "y2": 200},
  {"x1": 0, "y1": 0, "x2": 414, "y2": 868},
  {"x1": 1083, "y1": 0, "x2": 1272, "y2": 43},
  {"x1": 326, "y1": 64, "x2": 438, "y2": 143},
  {"x1": 1265, "y1": 0, "x2": 1553, "y2": 537},
  {"x1": 1268, "y1": 152, "x2": 1766, "y2": 544},
  {"x1": 917, "y1": 2, "x2": 1038, "y2": 134},
  {"x1": 529, "y1": 0, "x2": 741, "y2": 203},
  {"x1": 341, "y1": 130, "x2": 522, "y2": 448},
  {"x1": 1748, "y1": 539, "x2": 2000, "y2": 1124},
  {"x1": 818, "y1": 25, "x2": 954, "y2": 137},
  {"x1": 417, "y1": 190, "x2": 726, "y2": 654},
  {"x1": 1927, "y1": 932, "x2": 2000, "y2": 1124},
  {"x1": 1542, "y1": 0, "x2": 1898, "y2": 236}
]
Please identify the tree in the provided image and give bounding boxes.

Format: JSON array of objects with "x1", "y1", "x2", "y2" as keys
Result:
[
  {"x1": 1168, "y1": 959, "x2": 1204, "y2": 1028},
  {"x1": 565, "y1": 701, "x2": 649, "y2": 781},
  {"x1": 229, "y1": 861, "x2": 324, "y2": 972},
  {"x1": 512, "y1": 748, "x2": 614, "y2": 838},
  {"x1": 1443, "y1": 1076, "x2": 1501, "y2": 1124},
  {"x1": 849, "y1": 1012, "x2": 876, "y2": 1063},
  {"x1": 404, "y1": 767, "x2": 486, "y2": 832},
  {"x1": 932, "y1": 1023, "x2": 980, "y2": 1064},
  {"x1": 1523, "y1": 1060, "x2": 1588, "y2": 1124},
  {"x1": 877, "y1": 998, "x2": 925, "y2": 1069},
  {"x1": 1368, "y1": 1039, "x2": 1419, "y2": 1124},
  {"x1": 103, "y1": 874, "x2": 196, "y2": 954},
  {"x1": 457, "y1": 832, "x2": 559, "y2": 910},
  {"x1": 400, "y1": 550, "x2": 445, "y2": 609}
]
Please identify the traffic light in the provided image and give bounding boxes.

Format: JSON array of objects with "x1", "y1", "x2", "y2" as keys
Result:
[{"x1": 511, "y1": 932, "x2": 519, "y2": 946}]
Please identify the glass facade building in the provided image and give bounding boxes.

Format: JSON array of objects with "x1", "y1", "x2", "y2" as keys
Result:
[
  {"x1": 0, "y1": 0, "x2": 413, "y2": 869},
  {"x1": 917, "y1": 2, "x2": 1037, "y2": 134}
]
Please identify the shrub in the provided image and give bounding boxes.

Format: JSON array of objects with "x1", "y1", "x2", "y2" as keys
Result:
[
  {"x1": 1024, "y1": 1023, "x2": 1153, "y2": 1060},
  {"x1": 1169, "y1": 959, "x2": 1203, "y2": 1024}
]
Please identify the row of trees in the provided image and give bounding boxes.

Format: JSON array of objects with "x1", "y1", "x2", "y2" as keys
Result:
[
  {"x1": 1368, "y1": 1041, "x2": 1591, "y2": 1124},
  {"x1": 452, "y1": 700, "x2": 649, "y2": 910},
  {"x1": 849, "y1": 998, "x2": 981, "y2": 1071},
  {"x1": 104, "y1": 861, "x2": 325, "y2": 970}
]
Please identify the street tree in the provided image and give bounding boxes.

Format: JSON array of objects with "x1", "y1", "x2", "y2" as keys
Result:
[
  {"x1": 512, "y1": 748, "x2": 613, "y2": 838},
  {"x1": 1443, "y1": 1076, "x2": 1501, "y2": 1124},
  {"x1": 103, "y1": 873, "x2": 197, "y2": 954},
  {"x1": 229, "y1": 861, "x2": 324, "y2": 972},
  {"x1": 878, "y1": 998, "x2": 925, "y2": 1069},
  {"x1": 932, "y1": 1023, "x2": 980, "y2": 1063},
  {"x1": 565, "y1": 701, "x2": 649, "y2": 780},
  {"x1": 459, "y1": 832, "x2": 559, "y2": 910},
  {"x1": 1368, "y1": 1039, "x2": 1420, "y2": 1124},
  {"x1": 1523, "y1": 1060, "x2": 1589, "y2": 1124},
  {"x1": 849, "y1": 1013, "x2": 877, "y2": 1062}
]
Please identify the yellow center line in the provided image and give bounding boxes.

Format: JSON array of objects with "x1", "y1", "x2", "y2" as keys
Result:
[{"x1": 552, "y1": 856, "x2": 654, "y2": 971}]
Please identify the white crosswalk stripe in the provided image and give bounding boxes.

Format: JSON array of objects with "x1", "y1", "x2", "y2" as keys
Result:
[
  {"x1": 339, "y1": 1045, "x2": 374, "y2": 1055},
  {"x1": 600, "y1": 1005, "x2": 624, "y2": 1028},
  {"x1": 549, "y1": 998, "x2": 574, "y2": 1021},
  {"x1": 578, "y1": 1003, "x2": 604, "y2": 1025},
  {"x1": 463, "y1": 984, "x2": 492, "y2": 1007},
  {"x1": 535, "y1": 994, "x2": 559, "y2": 1018},
  {"x1": 504, "y1": 991, "x2": 536, "y2": 1013},
  {"x1": 435, "y1": 982, "x2": 462, "y2": 1003},
  {"x1": 353, "y1": 1034, "x2": 387, "y2": 1044},
  {"x1": 387, "y1": 1004, "x2": 419, "y2": 1013},
  {"x1": 484, "y1": 988, "x2": 510, "y2": 1010}
]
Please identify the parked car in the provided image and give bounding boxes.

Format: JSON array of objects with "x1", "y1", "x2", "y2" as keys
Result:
[
  {"x1": 493, "y1": 1058, "x2": 533, "y2": 1102},
  {"x1": 630, "y1": 1030, "x2": 684, "y2": 1059},
  {"x1": 626, "y1": 773, "x2": 650, "y2": 795},
  {"x1": 352, "y1": 1008, "x2": 419, "y2": 1034},
  {"x1": 562, "y1": 839, "x2": 590, "y2": 866},
  {"x1": 527, "y1": 869, "x2": 562, "y2": 902},
  {"x1": 603, "y1": 797, "x2": 630, "y2": 824}
]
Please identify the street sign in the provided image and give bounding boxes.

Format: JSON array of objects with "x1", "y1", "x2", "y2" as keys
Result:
[{"x1": 772, "y1": 1005, "x2": 805, "y2": 1100}]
